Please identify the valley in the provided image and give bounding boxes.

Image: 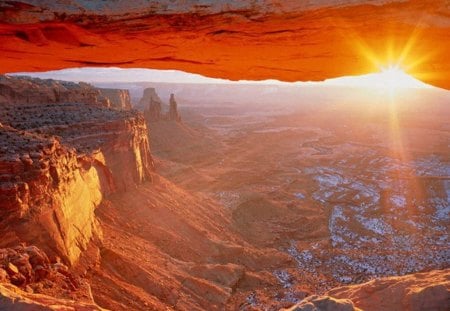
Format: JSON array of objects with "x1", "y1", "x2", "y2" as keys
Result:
[{"x1": 0, "y1": 76, "x2": 448, "y2": 310}]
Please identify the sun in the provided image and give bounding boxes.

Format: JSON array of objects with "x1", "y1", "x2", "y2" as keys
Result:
[
  {"x1": 377, "y1": 64, "x2": 427, "y2": 90},
  {"x1": 322, "y1": 64, "x2": 432, "y2": 90}
]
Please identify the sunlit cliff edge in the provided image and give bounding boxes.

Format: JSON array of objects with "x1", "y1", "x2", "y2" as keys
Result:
[{"x1": 0, "y1": 75, "x2": 154, "y2": 265}]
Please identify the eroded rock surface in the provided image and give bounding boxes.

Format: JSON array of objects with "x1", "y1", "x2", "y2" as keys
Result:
[
  {"x1": 0, "y1": 1, "x2": 449, "y2": 89},
  {"x1": 0, "y1": 245, "x2": 104, "y2": 310},
  {"x1": 0, "y1": 75, "x2": 154, "y2": 264},
  {"x1": 97, "y1": 88, "x2": 131, "y2": 110},
  {"x1": 0, "y1": 75, "x2": 108, "y2": 107},
  {"x1": 285, "y1": 269, "x2": 450, "y2": 311},
  {"x1": 141, "y1": 88, "x2": 181, "y2": 123}
]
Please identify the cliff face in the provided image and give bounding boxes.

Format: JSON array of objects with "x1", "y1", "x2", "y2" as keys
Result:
[
  {"x1": 0, "y1": 125, "x2": 103, "y2": 264},
  {"x1": 136, "y1": 87, "x2": 163, "y2": 111},
  {"x1": 0, "y1": 75, "x2": 154, "y2": 265},
  {"x1": 97, "y1": 88, "x2": 131, "y2": 110},
  {"x1": 140, "y1": 88, "x2": 181, "y2": 123},
  {"x1": 0, "y1": 245, "x2": 105, "y2": 310},
  {"x1": 0, "y1": 75, "x2": 109, "y2": 106}
]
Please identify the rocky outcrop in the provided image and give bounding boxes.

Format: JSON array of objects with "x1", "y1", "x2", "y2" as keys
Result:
[
  {"x1": 0, "y1": 75, "x2": 134, "y2": 111},
  {"x1": 0, "y1": 75, "x2": 109, "y2": 107},
  {"x1": 0, "y1": 125, "x2": 103, "y2": 264},
  {"x1": 0, "y1": 76, "x2": 154, "y2": 265},
  {"x1": 142, "y1": 90, "x2": 181, "y2": 123},
  {"x1": 284, "y1": 295, "x2": 359, "y2": 311},
  {"x1": 0, "y1": 284, "x2": 105, "y2": 311},
  {"x1": 137, "y1": 87, "x2": 162, "y2": 111},
  {"x1": 0, "y1": 245, "x2": 105, "y2": 310},
  {"x1": 144, "y1": 97, "x2": 162, "y2": 122},
  {"x1": 168, "y1": 93, "x2": 181, "y2": 122},
  {"x1": 0, "y1": 1, "x2": 449, "y2": 89},
  {"x1": 284, "y1": 269, "x2": 450, "y2": 311},
  {"x1": 97, "y1": 88, "x2": 131, "y2": 110}
]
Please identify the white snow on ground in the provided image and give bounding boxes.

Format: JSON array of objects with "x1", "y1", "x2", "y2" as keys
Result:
[
  {"x1": 286, "y1": 152, "x2": 450, "y2": 286},
  {"x1": 274, "y1": 270, "x2": 293, "y2": 288},
  {"x1": 391, "y1": 194, "x2": 406, "y2": 207},
  {"x1": 356, "y1": 215, "x2": 393, "y2": 235},
  {"x1": 294, "y1": 192, "x2": 305, "y2": 199}
]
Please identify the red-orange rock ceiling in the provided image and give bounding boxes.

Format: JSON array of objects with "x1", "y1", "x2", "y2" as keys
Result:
[{"x1": 0, "y1": 1, "x2": 449, "y2": 89}]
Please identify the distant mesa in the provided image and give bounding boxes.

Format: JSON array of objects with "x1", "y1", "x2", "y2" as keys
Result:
[
  {"x1": 97, "y1": 87, "x2": 131, "y2": 110},
  {"x1": 0, "y1": 75, "x2": 131, "y2": 111},
  {"x1": 136, "y1": 87, "x2": 162, "y2": 111},
  {"x1": 140, "y1": 87, "x2": 181, "y2": 123}
]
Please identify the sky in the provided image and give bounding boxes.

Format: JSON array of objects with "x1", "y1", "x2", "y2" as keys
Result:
[{"x1": 10, "y1": 66, "x2": 432, "y2": 89}]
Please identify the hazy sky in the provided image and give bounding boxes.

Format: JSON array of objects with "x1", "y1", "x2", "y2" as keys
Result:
[{"x1": 11, "y1": 67, "x2": 432, "y2": 89}]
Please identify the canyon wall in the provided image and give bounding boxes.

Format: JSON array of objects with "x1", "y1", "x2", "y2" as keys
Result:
[
  {"x1": 136, "y1": 87, "x2": 163, "y2": 111},
  {"x1": 139, "y1": 88, "x2": 181, "y2": 123},
  {"x1": 0, "y1": 75, "x2": 154, "y2": 265},
  {"x1": 0, "y1": 75, "x2": 108, "y2": 106},
  {"x1": 98, "y1": 88, "x2": 131, "y2": 110}
]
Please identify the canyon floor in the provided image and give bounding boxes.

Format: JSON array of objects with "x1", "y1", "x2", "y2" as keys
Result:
[
  {"x1": 89, "y1": 91, "x2": 449, "y2": 310},
  {"x1": 0, "y1": 79, "x2": 449, "y2": 310}
]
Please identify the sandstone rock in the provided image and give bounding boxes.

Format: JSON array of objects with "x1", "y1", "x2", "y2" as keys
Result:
[
  {"x1": 142, "y1": 90, "x2": 181, "y2": 123},
  {"x1": 6, "y1": 262, "x2": 19, "y2": 275},
  {"x1": 145, "y1": 97, "x2": 162, "y2": 122},
  {"x1": 33, "y1": 265, "x2": 48, "y2": 281},
  {"x1": 286, "y1": 269, "x2": 450, "y2": 311},
  {"x1": 0, "y1": 75, "x2": 108, "y2": 106},
  {"x1": 0, "y1": 268, "x2": 8, "y2": 282},
  {"x1": 138, "y1": 87, "x2": 163, "y2": 112},
  {"x1": 11, "y1": 254, "x2": 33, "y2": 282},
  {"x1": 284, "y1": 295, "x2": 359, "y2": 311},
  {"x1": 0, "y1": 1, "x2": 449, "y2": 89},
  {"x1": 168, "y1": 93, "x2": 181, "y2": 122},
  {"x1": 0, "y1": 75, "x2": 154, "y2": 264},
  {"x1": 328, "y1": 269, "x2": 450, "y2": 311},
  {"x1": 0, "y1": 283, "x2": 106, "y2": 311},
  {"x1": 97, "y1": 88, "x2": 131, "y2": 110},
  {"x1": 26, "y1": 245, "x2": 50, "y2": 268}
]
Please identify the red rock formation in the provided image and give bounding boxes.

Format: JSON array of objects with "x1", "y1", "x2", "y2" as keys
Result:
[
  {"x1": 168, "y1": 93, "x2": 181, "y2": 122},
  {"x1": 138, "y1": 87, "x2": 163, "y2": 112},
  {"x1": 0, "y1": 75, "x2": 154, "y2": 265},
  {"x1": 284, "y1": 269, "x2": 450, "y2": 311},
  {"x1": 144, "y1": 97, "x2": 162, "y2": 122},
  {"x1": 0, "y1": 75, "x2": 109, "y2": 106},
  {"x1": 0, "y1": 245, "x2": 104, "y2": 310},
  {"x1": 0, "y1": 1, "x2": 449, "y2": 89},
  {"x1": 142, "y1": 90, "x2": 182, "y2": 123},
  {"x1": 97, "y1": 88, "x2": 131, "y2": 110},
  {"x1": 0, "y1": 285, "x2": 104, "y2": 311}
]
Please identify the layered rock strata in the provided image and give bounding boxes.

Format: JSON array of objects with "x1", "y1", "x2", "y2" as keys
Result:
[
  {"x1": 97, "y1": 88, "x2": 131, "y2": 110},
  {"x1": 284, "y1": 269, "x2": 450, "y2": 311},
  {"x1": 0, "y1": 76, "x2": 154, "y2": 265},
  {"x1": 0, "y1": 75, "x2": 109, "y2": 107},
  {"x1": 0, "y1": 1, "x2": 449, "y2": 89},
  {"x1": 142, "y1": 89, "x2": 181, "y2": 123},
  {"x1": 137, "y1": 87, "x2": 163, "y2": 111},
  {"x1": 168, "y1": 93, "x2": 181, "y2": 122}
]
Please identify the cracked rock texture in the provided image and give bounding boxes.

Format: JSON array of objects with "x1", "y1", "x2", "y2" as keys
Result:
[
  {"x1": 0, "y1": 75, "x2": 154, "y2": 265},
  {"x1": 284, "y1": 269, "x2": 450, "y2": 311}
]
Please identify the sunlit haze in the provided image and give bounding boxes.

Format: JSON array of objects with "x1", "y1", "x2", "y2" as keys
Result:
[{"x1": 11, "y1": 66, "x2": 433, "y2": 89}]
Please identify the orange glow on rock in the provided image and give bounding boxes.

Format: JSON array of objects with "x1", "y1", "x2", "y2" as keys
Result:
[{"x1": 0, "y1": 1, "x2": 449, "y2": 89}]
